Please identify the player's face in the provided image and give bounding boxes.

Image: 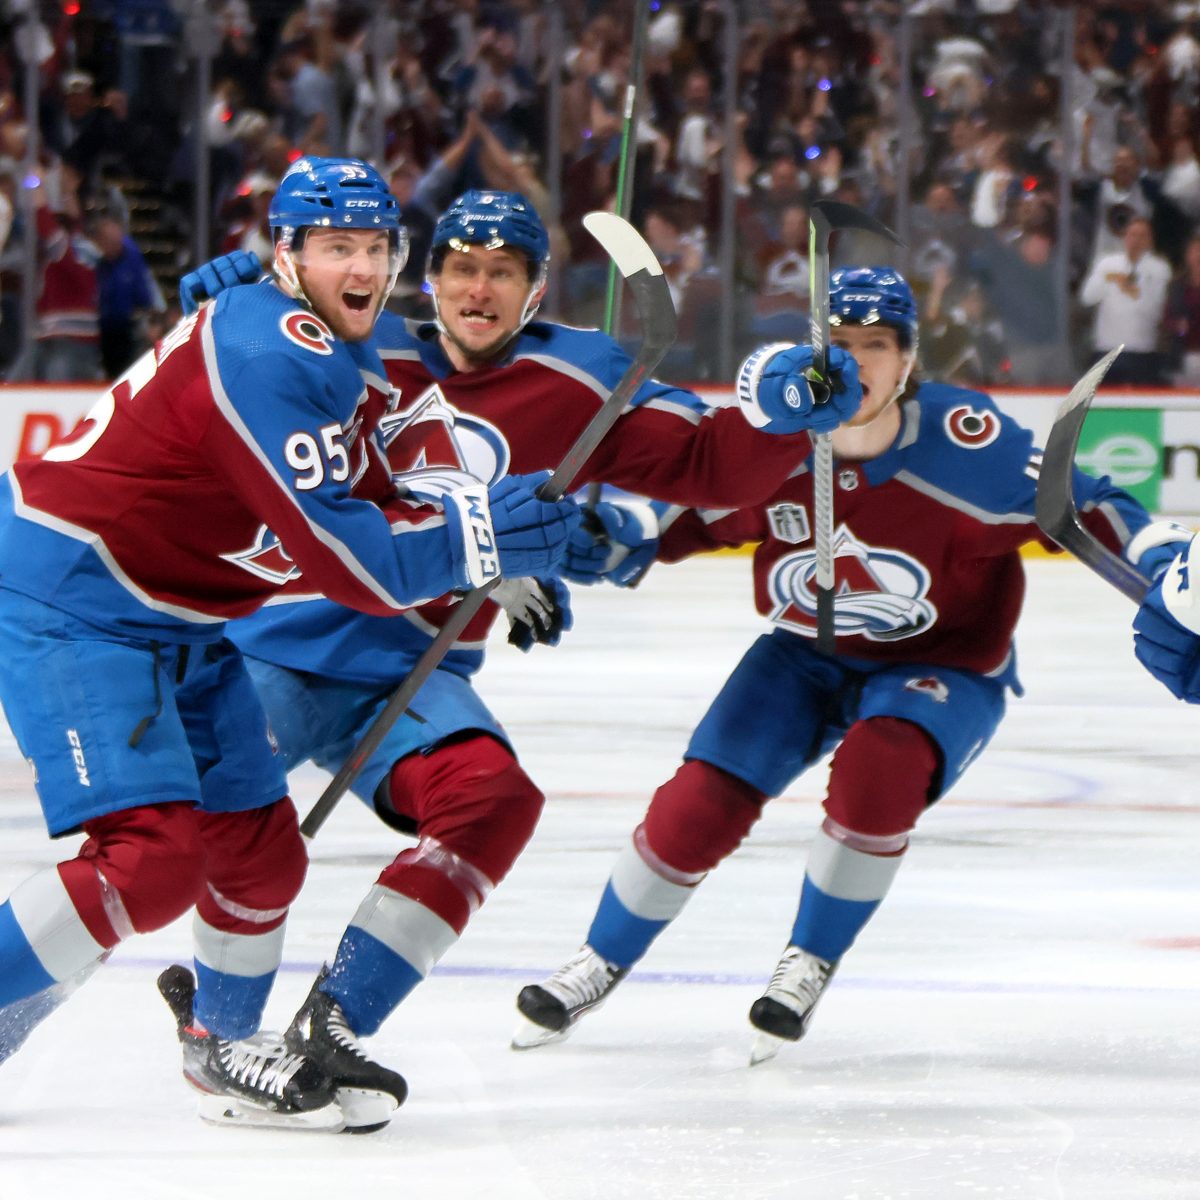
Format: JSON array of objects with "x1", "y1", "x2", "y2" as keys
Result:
[
  {"x1": 432, "y1": 245, "x2": 544, "y2": 368},
  {"x1": 831, "y1": 323, "x2": 912, "y2": 428},
  {"x1": 290, "y1": 228, "x2": 393, "y2": 342}
]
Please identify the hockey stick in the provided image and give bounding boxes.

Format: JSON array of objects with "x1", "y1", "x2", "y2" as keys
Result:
[
  {"x1": 1034, "y1": 344, "x2": 1149, "y2": 603},
  {"x1": 587, "y1": 0, "x2": 652, "y2": 514},
  {"x1": 807, "y1": 200, "x2": 901, "y2": 655},
  {"x1": 300, "y1": 212, "x2": 677, "y2": 838}
]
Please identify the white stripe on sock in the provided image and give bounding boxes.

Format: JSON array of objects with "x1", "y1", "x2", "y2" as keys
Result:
[
  {"x1": 348, "y1": 884, "x2": 458, "y2": 978},
  {"x1": 8, "y1": 867, "x2": 107, "y2": 982},
  {"x1": 609, "y1": 837, "x2": 697, "y2": 922},
  {"x1": 806, "y1": 827, "x2": 905, "y2": 903},
  {"x1": 193, "y1": 914, "x2": 286, "y2": 978}
]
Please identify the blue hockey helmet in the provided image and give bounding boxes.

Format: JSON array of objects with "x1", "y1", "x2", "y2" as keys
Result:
[
  {"x1": 269, "y1": 156, "x2": 407, "y2": 318},
  {"x1": 429, "y1": 189, "x2": 550, "y2": 281},
  {"x1": 269, "y1": 156, "x2": 404, "y2": 247},
  {"x1": 828, "y1": 266, "x2": 919, "y2": 351}
]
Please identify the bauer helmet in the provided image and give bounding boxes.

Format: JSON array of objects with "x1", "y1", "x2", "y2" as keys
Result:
[
  {"x1": 430, "y1": 189, "x2": 550, "y2": 282},
  {"x1": 428, "y1": 189, "x2": 550, "y2": 341},
  {"x1": 828, "y1": 266, "x2": 919, "y2": 351}
]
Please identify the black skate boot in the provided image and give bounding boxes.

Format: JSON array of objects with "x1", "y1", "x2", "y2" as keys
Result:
[
  {"x1": 157, "y1": 964, "x2": 342, "y2": 1131},
  {"x1": 512, "y1": 945, "x2": 629, "y2": 1049},
  {"x1": 286, "y1": 968, "x2": 407, "y2": 1134},
  {"x1": 748, "y1": 946, "x2": 838, "y2": 1065}
]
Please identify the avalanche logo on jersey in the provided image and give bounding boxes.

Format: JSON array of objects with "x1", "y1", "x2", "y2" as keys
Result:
[
  {"x1": 767, "y1": 524, "x2": 937, "y2": 641},
  {"x1": 904, "y1": 676, "x2": 950, "y2": 703},
  {"x1": 281, "y1": 311, "x2": 335, "y2": 356},
  {"x1": 944, "y1": 404, "x2": 1001, "y2": 449},
  {"x1": 221, "y1": 525, "x2": 301, "y2": 584},
  {"x1": 377, "y1": 383, "x2": 511, "y2": 484}
]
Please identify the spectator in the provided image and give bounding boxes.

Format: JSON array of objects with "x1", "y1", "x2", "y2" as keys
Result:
[
  {"x1": 1080, "y1": 215, "x2": 1172, "y2": 385},
  {"x1": 921, "y1": 266, "x2": 1008, "y2": 387},
  {"x1": 218, "y1": 172, "x2": 275, "y2": 266},
  {"x1": 1165, "y1": 233, "x2": 1200, "y2": 386},
  {"x1": 971, "y1": 225, "x2": 1067, "y2": 385},
  {"x1": 968, "y1": 133, "x2": 1022, "y2": 231},
  {"x1": 91, "y1": 210, "x2": 163, "y2": 379},
  {"x1": 1158, "y1": 101, "x2": 1200, "y2": 224},
  {"x1": 672, "y1": 68, "x2": 720, "y2": 204},
  {"x1": 9, "y1": 168, "x2": 101, "y2": 383},
  {"x1": 41, "y1": 73, "x2": 127, "y2": 195},
  {"x1": 750, "y1": 201, "x2": 808, "y2": 342},
  {"x1": 447, "y1": 21, "x2": 538, "y2": 154},
  {"x1": 1086, "y1": 145, "x2": 1157, "y2": 268},
  {"x1": 908, "y1": 180, "x2": 974, "y2": 287}
]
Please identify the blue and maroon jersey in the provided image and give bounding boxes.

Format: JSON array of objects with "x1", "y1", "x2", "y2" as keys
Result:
[
  {"x1": 0, "y1": 285, "x2": 466, "y2": 642},
  {"x1": 652, "y1": 380, "x2": 1151, "y2": 681},
  {"x1": 230, "y1": 312, "x2": 816, "y2": 684}
]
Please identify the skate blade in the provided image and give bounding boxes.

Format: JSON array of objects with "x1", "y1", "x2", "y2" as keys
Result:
[
  {"x1": 510, "y1": 1014, "x2": 570, "y2": 1050},
  {"x1": 748, "y1": 1030, "x2": 788, "y2": 1066},
  {"x1": 196, "y1": 1092, "x2": 345, "y2": 1132},
  {"x1": 335, "y1": 1087, "x2": 399, "y2": 1135}
]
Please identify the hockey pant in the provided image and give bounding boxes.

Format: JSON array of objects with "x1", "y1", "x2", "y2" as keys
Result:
[
  {"x1": 0, "y1": 796, "x2": 307, "y2": 1054},
  {"x1": 323, "y1": 734, "x2": 543, "y2": 1037},
  {"x1": 586, "y1": 718, "x2": 938, "y2": 968}
]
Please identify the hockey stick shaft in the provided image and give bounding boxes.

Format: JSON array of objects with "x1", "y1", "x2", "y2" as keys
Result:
[
  {"x1": 806, "y1": 200, "x2": 902, "y2": 655},
  {"x1": 590, "y1": 0, "x2": 651, "y2": 513},
  {"x1": 808, "y1": 206, "x2": 836, "y2": 656},
  {"x1": 1034, "y1": 345, "x2": 1149, "y2": 602},
  {"x1": 300, "y1": 215, "x2": 677, "y2": 838}
]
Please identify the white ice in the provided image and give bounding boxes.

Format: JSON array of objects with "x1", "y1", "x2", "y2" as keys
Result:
[{"x1": 0, "y1": 556, "x2": 1197, "y2": 1200}]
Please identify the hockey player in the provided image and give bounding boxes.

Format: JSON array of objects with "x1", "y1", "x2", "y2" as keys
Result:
[
  {"x1": 173, "y1": 189, "x2": 861, "y2": 1129},
  {"x1": 0, "y1": 158, "x2": 583, "y2": 1131},
  {"x1": 513, "y1": 265, "x2": 1187, "y2": 1063}
]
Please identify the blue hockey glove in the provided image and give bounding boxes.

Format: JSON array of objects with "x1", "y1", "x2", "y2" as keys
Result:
[
  {"x1": 488, "y1": 471, "x2": 583, "y2": 577},
  {"x1": 1125, "y1": 520, "x2": 1193, "y2": 582},
  {"x1": 179, "y1": 250, "x2": 262, "y2": 315},
  {"x1": 1133, "y1": 531, "x2": 1200, "y2": 702},
  {"x1": 562, "y1": 499, "x2": 659, "y2": 587},
  {"x1": 1133, "y1": 578, "x2": 1200, "y2": 702},
  {"x1": 495, "y1": 577, "x2": 573, "y2": 651},
  {"x1": 736, "y1": 342, "x2": 862, "y2": 435}
]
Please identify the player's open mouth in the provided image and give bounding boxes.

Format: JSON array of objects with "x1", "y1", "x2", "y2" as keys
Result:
[
  {"x1": 461, "y1": 309, "x2": 497, "y2": 327},
  {"x1": 343, "y1": 290, "x2": 372, "y2": 312}
]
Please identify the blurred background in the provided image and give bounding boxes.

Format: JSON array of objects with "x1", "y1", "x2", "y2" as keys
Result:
[{"x1": 0, "y1": 0, "x2": 1199, "y2": 393}]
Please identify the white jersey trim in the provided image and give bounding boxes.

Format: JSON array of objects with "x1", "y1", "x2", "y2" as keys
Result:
[
  {"x1": 200, "y1": 312, "x2": 417, "y2": 614},
  {"x1": 9, "y1": 473, "x2": 226, "y2": 625}
]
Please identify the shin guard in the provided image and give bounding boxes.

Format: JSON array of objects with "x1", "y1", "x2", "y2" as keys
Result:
[
  {"x1": 792, "y1": 719, "x2": 937, "y2": 962},
  {"x1": 330, "y1": 737, "x2": 543, "y2": 1036},
  {"x1": 587, "y1": 760, "x2": 766, "y2": 968},
  {"x1": 192, "y1": 798, "x2": 307, "y2": 1040}
]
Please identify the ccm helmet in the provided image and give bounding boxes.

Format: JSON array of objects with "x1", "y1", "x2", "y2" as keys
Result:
[
  {"x1": 828, "y1": 266, "x2": 919, "y2": 351},
  {"x1": 269, "y1": 156, "x2": 408, "y2": 313}
]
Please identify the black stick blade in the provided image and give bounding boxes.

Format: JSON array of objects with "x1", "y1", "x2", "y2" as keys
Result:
[{"x1": 1034, "y1": 346, "x2": 1149, "y2": 602}]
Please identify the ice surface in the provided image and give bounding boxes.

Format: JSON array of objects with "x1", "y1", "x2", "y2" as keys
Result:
[{"x1": 0, "y1": 557, "x2": 1196, "y2": 1199}]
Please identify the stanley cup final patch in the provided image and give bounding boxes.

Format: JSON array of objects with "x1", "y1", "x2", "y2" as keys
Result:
[{"x1": 768, "y1": 502, "x2": 811, "y2": 544}]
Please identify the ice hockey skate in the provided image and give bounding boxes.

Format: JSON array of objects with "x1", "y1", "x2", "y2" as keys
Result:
[
  {"x1": 512, "y1": 945, "x2": 629, "y2": 1049},
  {"x1": 286, "y1": 969, "x2": 408, "y2": 1134},
  {"x1": 747, "y1": 946, "x2": 838, "y2": 1065},
  {"x1": 157, "y1": 964, "x2": 342, "y2": 1131}
]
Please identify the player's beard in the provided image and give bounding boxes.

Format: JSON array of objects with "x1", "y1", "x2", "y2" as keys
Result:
[{"x1": 442, "y1": 321, "x2": 516, "y2": 366}]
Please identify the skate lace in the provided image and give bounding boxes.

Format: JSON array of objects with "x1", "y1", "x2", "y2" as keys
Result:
[
  {"x1": 765, "y1": 947, "x2": 831, "y2": 1008},
  {"x1": 544, "y1": 947, "x2": 618, "y2": 1008},
  {"x1": 324, "y1": 1002, "x2": 370, "y2": 1062},
  {"x1": 220, "y1": 1033, "x2": 308, "y2": 1099}
]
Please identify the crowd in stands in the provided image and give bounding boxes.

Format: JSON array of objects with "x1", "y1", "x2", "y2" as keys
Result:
[{"x1": 2, "y1": 0, "x2": 1200, "y2": 388}]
